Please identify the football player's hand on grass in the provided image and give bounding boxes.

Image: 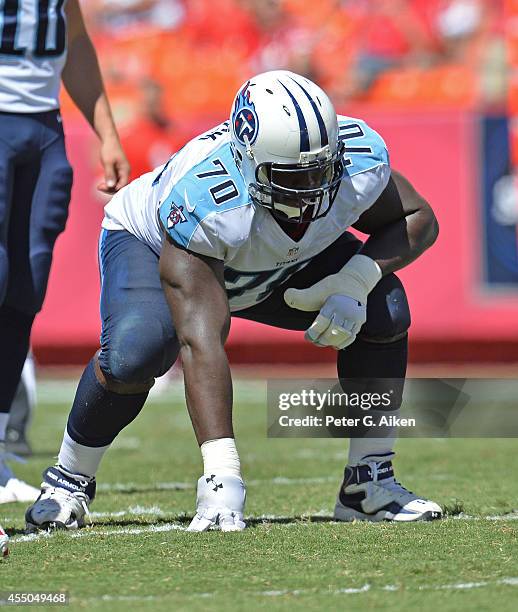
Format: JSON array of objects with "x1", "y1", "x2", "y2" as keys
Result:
[
  {"x1": 97, "y1": 135, "x2": 131, "y2": 194},
  {"x1": 187, "y1": 474, "x2": 246, "y2": 532}
]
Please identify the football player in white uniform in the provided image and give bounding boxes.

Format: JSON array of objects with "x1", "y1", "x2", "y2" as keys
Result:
[
  {"x1": 26, "y1": 71, "x2": 441, "y2": 532},
  {"x1": 0, "y1": 1, "x2": 129, "y2": 554}
]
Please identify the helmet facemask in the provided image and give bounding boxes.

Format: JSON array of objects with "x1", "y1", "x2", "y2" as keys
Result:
[{"x1": 248, "y1": 141, "x2": 345, "y2": 224}]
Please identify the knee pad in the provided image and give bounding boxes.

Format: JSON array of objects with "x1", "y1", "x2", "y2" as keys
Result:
[
  {"x1": 359, "y1": 274, "x2": 411, "y2": 343},
  {"x1": 98, "y1": 314, "x2": 179, "y2": 389}
]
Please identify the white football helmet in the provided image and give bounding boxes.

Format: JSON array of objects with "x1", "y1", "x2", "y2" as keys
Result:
[{"x1": 230, "y1": 70, "x2": 345, "y2": 223}]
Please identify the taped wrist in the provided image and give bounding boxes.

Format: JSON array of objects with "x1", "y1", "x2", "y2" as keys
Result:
[
  {"x1": 332, "y1": 254, "x2": 382, "y2": 303},
  {"x1": 201, "y1": 438, "x2": 241, "y2": 478}
]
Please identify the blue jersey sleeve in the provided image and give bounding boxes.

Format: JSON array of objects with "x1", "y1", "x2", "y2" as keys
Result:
[
  {"x1": 158, "y1": 143, "x2": 250, "y2": 259},
  {"x1": 337, "y1": 117, "x2": 390, "y2": 177}
]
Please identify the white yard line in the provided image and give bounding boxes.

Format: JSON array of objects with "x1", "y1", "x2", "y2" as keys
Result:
[
  {"x1": 9, "y1": 507, "x2": 518, "y2": 544},
  {"x1": 11, "y1": 516, "x2": 321, "y2": 543},
  {"x1": 5, "y1": 498, "x2": 518, "y2": 528},
  {"x1": 259, "y1": 578, "x2": 518, "y2": 595},
  {"x1": 69, "y1": 577, "x2": 518, "y2": 604},
  {"x1": 453, "y1": 511, "x2": 518, "y2": 521},
  {"x1": 90, "y1": 505, "x2": 167, "y2": 519},
  {"x1": 14, "y1": 522, "x2": 187, "y2": 543}
]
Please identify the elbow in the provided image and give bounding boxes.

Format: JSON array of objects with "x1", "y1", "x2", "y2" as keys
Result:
[
  {"x1": 430, "y1": 208, "x2": 439, "y2": 246},
  {"x1": 427, "y1": 208, "x2": 439, "y2": 248},
  {"x1": 419, "y1": 199, "x2": 439, "y2": 248}
]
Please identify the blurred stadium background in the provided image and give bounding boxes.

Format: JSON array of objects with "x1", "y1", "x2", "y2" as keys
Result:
[{"x1": 32, "y1": 0, "x2": 518, "y2": 369}]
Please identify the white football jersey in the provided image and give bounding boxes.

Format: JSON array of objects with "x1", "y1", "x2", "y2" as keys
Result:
[
  {"x1": 0, "y1": 0, "x2": 68, "y2": 112},
  {"x1": 103, "y1": 116, "x2": 391, "y2": 311}
]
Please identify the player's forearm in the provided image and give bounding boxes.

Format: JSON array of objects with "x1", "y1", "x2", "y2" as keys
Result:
[
  {"x1": 359, "y1": 207, "x2": 439, "y2": 275},
  {"x1": 62, "y1": 33, "x2": 119, "y2": 144},
  {"x1": 166, "y1": 288, "x2": 234, "y2": 444},
  {"x1": 160, "y1": 239, "x2": 233, "y2": 445},
  {"x1": 181, "y1": 341, "x2": 234, "y2": 444}
]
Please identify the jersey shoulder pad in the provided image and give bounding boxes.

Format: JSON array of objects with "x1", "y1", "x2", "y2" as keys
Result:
[
  {"x1": 158, "y1": 142, "x2": 251, "y2": 259},
  {"x1": 337, "y1": 115, "x2": 390, "y2": 177}
]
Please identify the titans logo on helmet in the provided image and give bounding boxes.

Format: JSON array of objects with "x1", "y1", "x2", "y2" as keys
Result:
[{"x1": 232, "y1": 82, "x2": 259, "y2": 147}]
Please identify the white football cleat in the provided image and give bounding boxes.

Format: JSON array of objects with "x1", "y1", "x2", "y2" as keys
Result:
[
  {"x1": 188, "y1": 474, "x2": 246, "y2": 532},
  {"x1": 0, "y1": 455, "x2": 39, "y2": 504},
  {"x1": 334, "y1": 454, "x2": 442, "y2": 522},
  {"x1": 0, "y1": 525, "x2": 9, "y2": 558},
  {"x1": 25, "y1": 466, "x2": 96, "y2": 532}
]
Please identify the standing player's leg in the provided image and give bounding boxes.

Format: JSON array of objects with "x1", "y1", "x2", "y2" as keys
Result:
[
  {"x1": 25, "y1": 230, "x2": 180, "y2": 531},
  {"x1": 235, "y1": 231, "x2": 441, "y2": 521},
  {"x1": 4, "y1": 116, "x2": 75, "y2": 464},
  {"x1": 0, "y1": 132, "x2": 20, "y2": 511},
  {"x1": 0, "y1": 116, "x2": 72, "y2": 410},
  {"x1": 0, "y1": 129, "x2": 16, "y2": 468},
  {"x1": 332, "y1": 275, "x2": 442, "y2": 521},
  {"x1": 0, "y1": 115, "x2": 55, "y2": 503},
  {"x1": 335, "y1": 274, "x2": 409, "y2": 463}
]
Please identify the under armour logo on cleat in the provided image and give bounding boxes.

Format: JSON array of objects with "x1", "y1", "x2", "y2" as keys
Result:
[{"x1": 206, "y1": 475, "x2": 223, "y2": 492}]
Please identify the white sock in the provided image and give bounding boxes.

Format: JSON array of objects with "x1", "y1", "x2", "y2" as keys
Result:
[
  {"x1": 0, "y1": 413, "x2": 9, "y2": 443},
  {"x1": 201, "y1": 438, "x2": 241, "y2": 478},
  {"x1": 0, "y1": 423, "x2": 11, "y2": 484},
  {"x1": 58, "y1": 430, "x2": 110, "y2": 479},
  {"x1": 348, "y1": 416, "x2": 398, "y2": 465}
]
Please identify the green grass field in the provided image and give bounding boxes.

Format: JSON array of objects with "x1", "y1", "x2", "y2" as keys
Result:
[{"x1": 2, "y1": 376, "x2": 518, "y2": 611}]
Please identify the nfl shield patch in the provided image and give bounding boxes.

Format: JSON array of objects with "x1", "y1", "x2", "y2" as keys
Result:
[{"x1": 167, "y1": 203, "x2": 187, "y2": 229}]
